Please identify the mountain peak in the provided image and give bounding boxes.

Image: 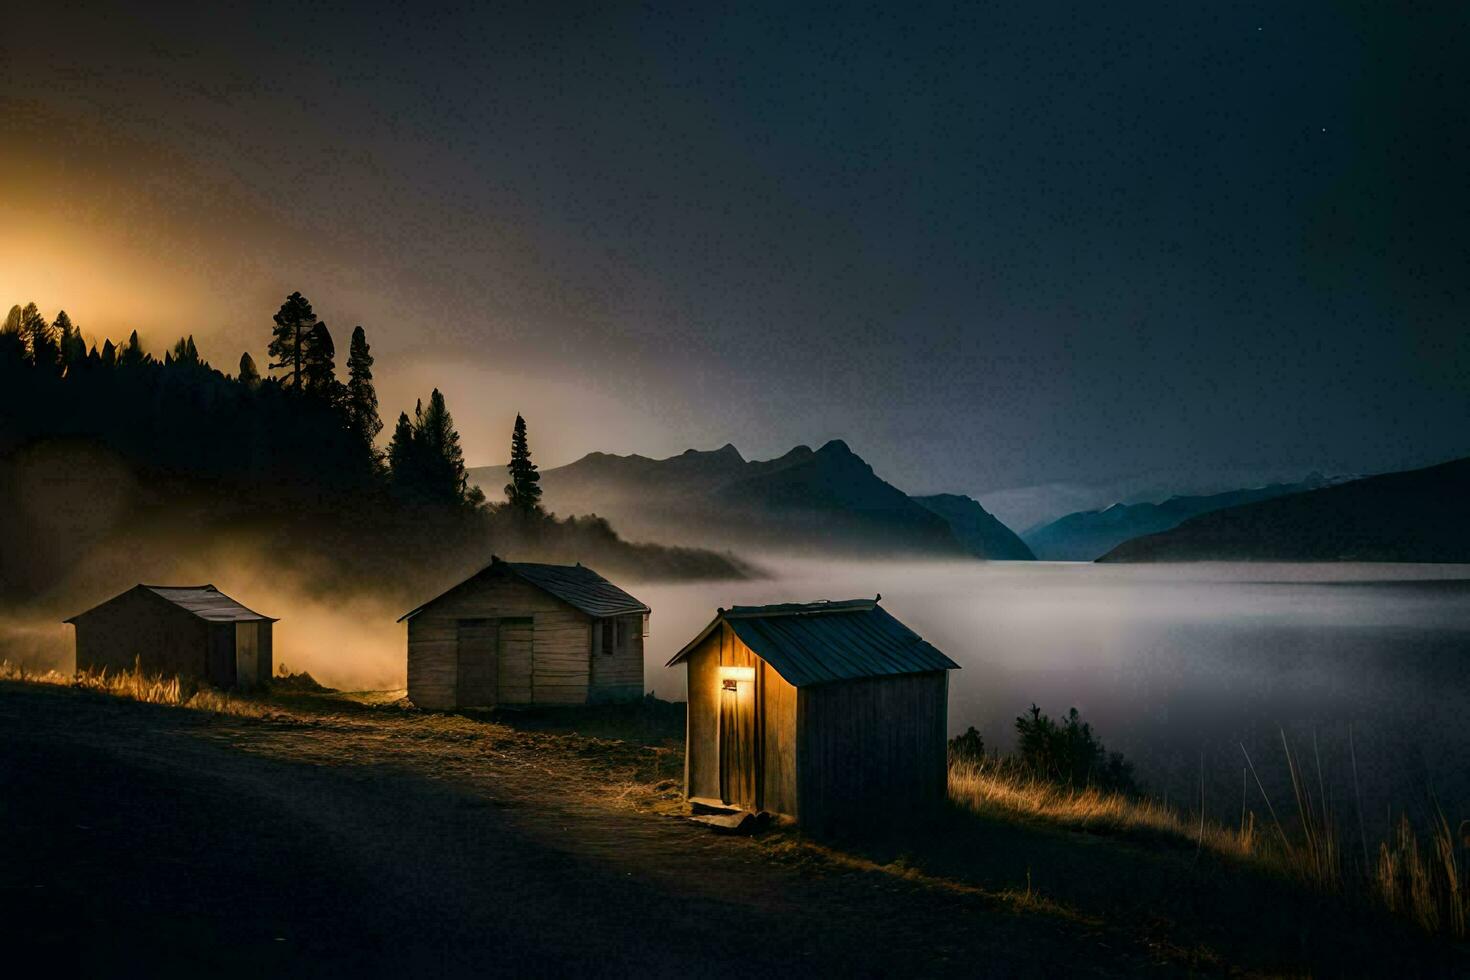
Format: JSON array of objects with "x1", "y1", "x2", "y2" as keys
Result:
[{"x1": 817, "y1": 438, "x2": 853, "y2": 456}]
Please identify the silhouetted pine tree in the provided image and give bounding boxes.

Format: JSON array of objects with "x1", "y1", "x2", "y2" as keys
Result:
[
  {"x1": 53, "y1": 311, "x2": 85, "y2": 370},
  {"x1": 345, "y1": 325, "x2": 382, "y2": 448},
  {"x1": 302, "y1": 321, "x2": 338, "y2": 399},
  {"x1": 268, "y1": 291, "x2": 318, "y2": 390},
  {"x1": 100, "y1": 339, "x2": 117, "y2": 367},
  {"x1": 171, "y1": 335, "x2": 201, "y2": 366},
  {"x1": 387, "y1": 410, "x2": 421, "y2": 501},
  {"x1": 239, "y1": 352, "x2": 261, "y2": 386},
  {"x1": 411, "y1": 389, "x2": 482, "y2": 508},
  {"x1": 120, "y1": 330, "x2": 145, "y2": 367},
  {"x1": 0, "y1": 306, "x2": 24, "y2": 366},
  {"x1": 20, "y1": 303, "x2": 58, "y2": 371},
  {"x1": 503, "y1": 413, "x2": 542, "y2": 516}
]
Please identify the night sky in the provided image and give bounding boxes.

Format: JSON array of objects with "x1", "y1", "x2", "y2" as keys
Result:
[{"x1": 3, "y1": 2, "x2": 1467, "y2": 522}]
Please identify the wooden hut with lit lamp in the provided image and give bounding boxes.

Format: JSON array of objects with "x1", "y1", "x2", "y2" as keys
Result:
[
  {"x1": 667, "y1": 597, "x2": 959, "y2": 831},
  {"x1": 399, "y1": 556, "x2": 650, "y2": 710},
  {"x1": 64, "y1": 584, "x2": 276, "y2": 689}
]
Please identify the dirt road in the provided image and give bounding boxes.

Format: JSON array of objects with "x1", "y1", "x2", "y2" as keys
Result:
[{"x1": 0, "y1": 683, "x2": 1137, "y2": 978}]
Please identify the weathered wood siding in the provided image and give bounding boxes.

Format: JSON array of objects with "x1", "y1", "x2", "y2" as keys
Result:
[
  {"x1": 589, "y1": 614, "x2": 644, "y2": 703},
  {"x1": 682, "y1": 624, "x2": 799, "y2": 817},
  {"x1": 231, "y1": 621, "x2": 273, "y2": 688},
  {"x1": 259, "y1": 622, "x2": 274, "y2": 685},
  {"x1": 405, "y1": 571, "x2": 594, "y2": 709},
  {"x1": 207, "y1": 623, "x2": 235, "y2": 687},
  {"x1": 760, "y1": 658, "x2": 799, "y2": 817},
  {"x1": 795, "y1": 671, "x2": 949, "y2": 833},
  {"x1": 684, "y1": 631, "x2": 721, "y2": 802},
  {"x1": 72, "y1": 589, "x2": 211, "y2": 682}
]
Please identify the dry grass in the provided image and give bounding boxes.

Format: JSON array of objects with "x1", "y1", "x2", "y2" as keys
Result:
[
  {"x1": 4, "y1": 659, "x2": 1462, "y2": 942},
  {"x1": 950, "y1": 756, "x2": 1255, "y2": 857},
  {"x1": 2, "y1": 657, "x2": 273, "y2": 717},
  {"x1": 950, "y1": 746, "x2": 1468, "y2": 941}
]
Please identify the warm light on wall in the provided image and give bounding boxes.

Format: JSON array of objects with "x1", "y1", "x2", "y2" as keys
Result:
[{"x1": 718, "y1": 665, "x2": 755, "y2": 682}]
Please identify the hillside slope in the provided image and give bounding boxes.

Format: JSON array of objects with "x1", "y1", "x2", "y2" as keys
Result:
[
  {"x1": 470, "y1": 442, "x2": 1031, "y2": 559},
  {"x1": 1099, "y1": 457, "x2": 1470, "y2": 563},
  {"x1": 914, "y1": 494, "x2": 1036, "y2": 560},
  {"x1": 1025, "y1": 475, "x2": 1335, "y2": 561}
]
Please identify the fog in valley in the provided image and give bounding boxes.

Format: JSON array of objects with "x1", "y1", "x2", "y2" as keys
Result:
[
  {"x1": 637, "y1": 559, "x2": 1470, "y2": 830},
  {"x1": 10, "y1": 548, "x2": 1470, "y2": 834}
]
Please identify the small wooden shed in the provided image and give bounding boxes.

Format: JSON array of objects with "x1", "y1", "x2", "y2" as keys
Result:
[
  {"x1": 667, "y1": 598, "x2": 959, "y2": 830},
  {"x1": 64, "y1": 584, "x2": 276, "y2": 689},
  {"x1": 399, "y1": 557, "x2": 650, "y2": 710}
]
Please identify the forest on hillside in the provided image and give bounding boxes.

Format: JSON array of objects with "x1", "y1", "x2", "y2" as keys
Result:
[{"x1": 0, "y1": 296, "x2": 748, "y2": 607}]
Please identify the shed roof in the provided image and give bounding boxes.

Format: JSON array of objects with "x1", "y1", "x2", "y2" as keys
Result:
[
  {"x1": 65, "y1": 585, "x2": 277, "y2": 624},
  {"x1": 666, "y1": 598, "x2": 959, "y2": 687},
  {"x1": 397, "y1": 557, "x2": 649, "y2": 622}
]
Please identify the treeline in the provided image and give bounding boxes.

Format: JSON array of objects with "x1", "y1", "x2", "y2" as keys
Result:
[{"x1": 0, "y1": 295, "x2": 744, "y2": 601}]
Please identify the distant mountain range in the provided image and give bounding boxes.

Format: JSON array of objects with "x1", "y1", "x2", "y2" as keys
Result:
[
  {"x1": 468, "y1": 441, "x2": 1034, "y2": 560},
  {"x1": 1023, "y1": 474, "x2": 1340, "y2": 561},
  {"x1": 1099, "y1": 457, "x2": 1470, "y2": 563}
]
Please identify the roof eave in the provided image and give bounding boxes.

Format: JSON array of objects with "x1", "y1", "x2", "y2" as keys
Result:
[{"x1": 665, "y1": 612, "x2": 725, "y2": 667}]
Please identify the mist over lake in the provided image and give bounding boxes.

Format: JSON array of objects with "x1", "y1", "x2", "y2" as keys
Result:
[{"x1": 638, "y1": 560, "x2": 1470, "y2": 829}]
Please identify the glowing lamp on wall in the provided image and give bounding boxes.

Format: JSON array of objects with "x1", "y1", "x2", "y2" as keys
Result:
[{"x1": 719, "y1": 665, "x2": 755, "y2": 691}]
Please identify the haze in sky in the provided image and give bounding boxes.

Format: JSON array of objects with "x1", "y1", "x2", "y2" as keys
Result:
[{"x1": 3, "y1": 2, "x2": 1466, "y2": 508}]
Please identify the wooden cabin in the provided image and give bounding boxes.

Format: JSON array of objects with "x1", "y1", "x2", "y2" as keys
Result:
[
  {"x1": 64, "y1": 584, "x2": 276, "y2": 689},
  {"x1": 399, "y1": 557, "x2": 650, "y2": 710},
  {"x1": 667, "y1": 598, "x2": 959, "y2": 831}
]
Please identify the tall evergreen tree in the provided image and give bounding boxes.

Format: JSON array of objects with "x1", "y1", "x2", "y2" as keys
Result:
[
  {"x1": 53, "y1": 310, "x2": 85, "y2": 369},
  {"x1": 120, "y1": 330, "x2": 145, "y2": 366},
  {"x1": 345, "y1": 325, "x2": 382, "y2": 446},
  {"x1": 0, "y1": 306, "x2": 24, "y2": 365},
  {"x1": 302, "y1": 321, "x2": 337, "y2": 398},
  {"x1": 387, "y1": 410, "x2": 418, "y2": 494},
  {"x1": 267, "y1": 291, "x2": 318, "y2": 390},
  {"x1": 409, "y1": 389, "x2": 482, "y2": 508},
  {"x1": 503, "y1": 413, "x2": 543, "y2": 515},
  {"x1": 238, "y1": 352, "x2": 261, "y2": 387},
  {"x1": 100, "y1": 338, "x2": 117, "y2": 367},
  {"x1": 20, "y1": 303, "x2": 58, "y2": 370}
]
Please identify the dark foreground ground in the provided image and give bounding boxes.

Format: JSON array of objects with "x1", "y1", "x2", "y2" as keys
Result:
[{"x1": 0, "y1": 682, "x2": 1462, "y2": 978}]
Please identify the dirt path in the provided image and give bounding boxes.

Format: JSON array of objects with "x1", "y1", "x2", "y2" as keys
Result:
[{"x1": 0, "y1": 683, "x2": 1143, "y2": 978}]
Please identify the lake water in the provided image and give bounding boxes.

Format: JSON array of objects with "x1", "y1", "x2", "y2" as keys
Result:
[{"x1": 637, "y1": 560, "x2": 1470, "y2": 831}]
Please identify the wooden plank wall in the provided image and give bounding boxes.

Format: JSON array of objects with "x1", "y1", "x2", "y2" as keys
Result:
[
  {"x1": 530, "y1": 608, "x2": 591, "y2": 705},
  {"x1": 760, "y1": 658, "x2": 799, "y2": 817},
  {"x1": 683, "y1": 631, "x2": 721, "y2": 802},
  {"x1": 259, "y1": 622, "x2": 274, "y2": 685},
  {"x1": 207, "y1": 623, "x2": 236, "y2": 687},
  {"x1": 680, "y1": 623, "x2": 799, "y2": 818},
  {"x1": 405, "y1": 572, "x2": 593, "y2": 709},
  {"x1": 72, "y1": 590, "x2": 210, "y2": 681},
  {"x1": 589, "y1": 614, "x2": 644, "y2": 703},
  {"x1": 795, "y1": 671, "x2": 949, "y2": 833}
]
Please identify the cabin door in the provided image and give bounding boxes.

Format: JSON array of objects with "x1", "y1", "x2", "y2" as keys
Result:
[
  {"x1": 456, "y1": 619, "x2": 499, "y2": 707},
  {"x1": 718, "y1": 669, "x2": 759, "y2": 809}
]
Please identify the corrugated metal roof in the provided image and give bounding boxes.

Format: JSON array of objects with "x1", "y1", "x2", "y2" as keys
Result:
[
  {"x1": 397, "y1": 557, "x2": 649, "y2": 622},
  {"x1": 503, "y1": 561, "x2": 650, "y2": 617},
  {"x1": 64, "y1": 584, "x2": 276, "y2": 624},
  {"x1": 144, "y1": 585, "x2": 277, "y2": 622},
  {"x1": 667, "y1": 599, "x2": 958, "y2": 687}
]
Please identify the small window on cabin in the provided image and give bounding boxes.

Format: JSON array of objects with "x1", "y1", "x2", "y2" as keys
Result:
[{"x1": 601, "y1": 618, "x2": 616, "y2": 656}]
